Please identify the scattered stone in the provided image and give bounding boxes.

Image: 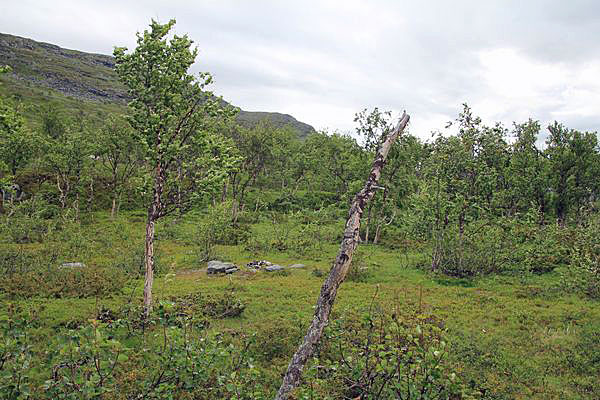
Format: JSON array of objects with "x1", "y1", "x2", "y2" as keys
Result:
[
  {"x1": 246, "y1": 260, "x2": 272, "y2": 270},
  {"x1": 60, "y1": 262, "x2": 86, "y2": 268},
  {"x1": 207, "y1": 260, "x2": 238, "y2": 274},
  {"x1": 265, "y1": 265, "x2": 284, "y2": 272},
  {"x1": 288, "y1": 264, "x2": 306, "y2": 269}
]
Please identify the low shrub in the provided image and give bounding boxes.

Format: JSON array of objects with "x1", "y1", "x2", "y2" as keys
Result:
[
  {"x1": 560, "y1": 217, "x2": 600, "y2": 299},
  {"x1": 251, "y1": 318, "x2": 304, "y2": 362},
  {"x1": 170, "y1": 289, "x2": 246, "y2": 320},
  {"x1": 346, "y1": 247, "x2": 374, "y2": 283},
  {"x1": 0, "y1": 243, "x2": 136, "y2": 299},
  {"x1": 244, "y1": 212, "x2": 341, "y2": 259},
  {"x1": 298, "y1": 305, "x2": 480, "y2": 399},
  {"x1": 429, "y1": 218, "x2": 572, "y2": 278},
  {"x1": 0, "y1": 198, "x2": 59, "y2": 243},
  {"x1": 0, "y1": 264, "x2": 128, "y2": 299}
]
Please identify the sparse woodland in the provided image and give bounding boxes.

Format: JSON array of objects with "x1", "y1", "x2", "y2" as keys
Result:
[{"x1": 0, "y1": 20, "x2": 599, "y2": 400}]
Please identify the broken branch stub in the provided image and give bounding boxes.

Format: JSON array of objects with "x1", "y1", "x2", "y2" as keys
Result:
[{"x1": 275, "y1": 111, "x2": 410, "y2": 400}]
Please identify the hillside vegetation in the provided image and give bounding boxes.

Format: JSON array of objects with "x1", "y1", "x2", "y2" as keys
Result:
[{"x1": 0, "y1": 32, "x2": 316, "y2": 137}]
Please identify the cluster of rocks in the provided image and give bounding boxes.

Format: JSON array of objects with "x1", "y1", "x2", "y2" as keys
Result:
[
  {"x1": 246, "y1": 260, "x2": 271, "y2": 269},
  {"x1": 207, "y1": 260, "x2": 239, "y2": 275},
  {"x1": 206, "y1": 260, "x2": 307, "y2": 275},
  {"x1": 246, "y1": 260, "x2": 286, "y2": 271},
  {"x1": 247, "y1": 260, "x2": 306, "y2": 272}
]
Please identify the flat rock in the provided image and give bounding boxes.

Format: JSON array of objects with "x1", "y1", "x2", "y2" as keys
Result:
[
  {"x1": 288, "y1": 264, "x2": 306, "y2": 269},
  {"x1": 207, "y1": 260, "x2": 237, "y2": 274},
  {"x1": 60, "y1": 262, "x2": 86, "y2": 268},
  {"x1": 265, "y1": 265, "x2": 284, "y2": 272}
]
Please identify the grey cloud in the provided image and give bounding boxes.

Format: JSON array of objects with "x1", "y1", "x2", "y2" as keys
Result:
[{"x1": 1, "y1": 0, "x2": 599, "y2": 137}]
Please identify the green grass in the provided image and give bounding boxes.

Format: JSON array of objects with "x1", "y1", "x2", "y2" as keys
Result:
[{"x1": 1, "y1": 210, "x2": 599, "y2": 399}]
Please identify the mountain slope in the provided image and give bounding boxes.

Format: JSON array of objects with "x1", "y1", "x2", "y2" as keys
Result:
[{"x1": 0, "y1": 32, "x2": 315, "y2": 137}]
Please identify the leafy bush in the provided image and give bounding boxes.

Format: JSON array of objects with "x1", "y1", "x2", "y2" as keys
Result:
[
  {"x1": 346, "y1": 247, "x2": 373, "y2": 282},
  {"x1": 0, "y1": 241, "x2": 137, "y2": 299},
  {"x1": 170, "y1": 289, "x2": 246, "y2": 320},
  {"x1": 41, "y1": 319, "x2": 266, "y2": 399},
  {"x1": 174, "y1": 202, "x2": 251, "y2": 263},
  {"x1": 0, "y1": 304, "x2": 35, "y2": 400},
  {"x1": 429, "y1": 218, "x2": 572, "y2": 278},
  {"x1": 251, "y1": 318, "x2": 304, "y2": 362},
  {"x1": 0, "y1": 263, "x2": 128, "y2": 299},
  {"x1": 560, "y1": 218, "x2": 600, "y2": 298},
  {"x1": 298, "y1": 306, "x2": 480, "y2": 399},
  {"x1": 266, "y1": 190, "x2": 340, "y2": 212},
  {"x1": 311, "y1": 268, "x2": 324, "y2": 278},
  {"x1": 0, "y1": 198, "x2": 59, "y2": 243},
  {"x1": 244, "y1": 212, "x2": 341, "y2": 259},
  {"x1": 202, "y1": 291, "x2": 247, "y2": 318}
]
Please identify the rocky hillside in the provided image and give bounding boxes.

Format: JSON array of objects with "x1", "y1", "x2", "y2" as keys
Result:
[{"x1": 0, "y1": 32, "x2": 315, "y2": 137}]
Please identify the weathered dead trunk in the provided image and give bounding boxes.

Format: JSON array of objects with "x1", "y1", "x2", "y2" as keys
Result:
[
  {"x1": 364, "y1": 204, "x2": 372, "y2": 243},
  {"x1": 275, "y1": 111, "x2": 409, "y2": 400}
]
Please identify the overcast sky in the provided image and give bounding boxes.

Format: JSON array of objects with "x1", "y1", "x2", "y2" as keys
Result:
[{"x1": 2, "y1": 0, "x2": 600, "y2": 138}]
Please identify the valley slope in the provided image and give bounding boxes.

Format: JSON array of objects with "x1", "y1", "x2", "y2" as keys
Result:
[{"x1": 0, "y1": 32, "x2": 316, "y2": 137}]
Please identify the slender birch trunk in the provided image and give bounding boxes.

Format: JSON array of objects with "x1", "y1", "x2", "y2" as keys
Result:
[
  {"x1": 143, "y1": 212, "x2": 155, "y2": 316},
  {"x1": 143, "y1": 167, "x2": 163, "y2": 317},
  {"x1": 111, "y1": 196, "x2": 117, "y2": 219},
  {"x1": 275, "y1": 111, "x2": 410, "y2": 400}
]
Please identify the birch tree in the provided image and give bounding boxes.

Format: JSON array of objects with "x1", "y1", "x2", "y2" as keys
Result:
[{"x1": 114, "y1": 19, "x2": 238, "y2": 315}]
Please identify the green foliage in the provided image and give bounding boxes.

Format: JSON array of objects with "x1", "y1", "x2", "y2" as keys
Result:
[
  {"x1": 0, "y1": 260, "x2": 127, "y2": 300},
  {"x1": 0, "y1": 93, "x2": 37, "y2": 179},
  {"x1": 560, "y1": 217, "x2": 600, "y2": 298},
  {"x1": 346, "y1": 247, "x2": 374, "y2": 282},
  {"x1": 192, "y1": 202, "x2": 249, "y2": 262},
  {"x1": 41, "y1": 110, "x2": 94, "y2": 213},
  {"x1": 0, "y1": 304, "x2": 35, "y2": 400},
  {"x1": 39, "y1": 315, "x2": 266, "y2": 399},
  {"x1": 155, "y1": 289, "x2": 246, "y2": 326},
  {"x1": 0, "y1": 198, "x2": 59, "y2": 243},
  {"x1": 545, "y1": 122, "x2": 599, "y2": 226},
  {"x1": 564, "y1": 321, "x2": 600, "y2": 397},
  {"x1": 424, "y1": 217, "x2": 572, "y2": 277},
  {"x1": 43, "y1": 320, "x2": 130, "y2": 399},
  {"x1": 298, "y1": 306, "x2": 480, "y2": 399},
  {"x1": 114, "y1": 19, "x2": 239, "y2": 217},
  {"x1": 93, "y1": 115, "x2": 143, "y2": 216},
  {"x1": 244, "y1": 212, "x2": 341, "y2": 259}
]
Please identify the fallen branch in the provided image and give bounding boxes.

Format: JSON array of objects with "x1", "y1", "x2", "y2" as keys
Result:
[{"x1": 275, "y1": 111, "x2": 410, "y2": 399}]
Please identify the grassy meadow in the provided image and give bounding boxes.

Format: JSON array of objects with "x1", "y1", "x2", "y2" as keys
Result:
[{"x1": 1, "y1": 209, "x2": 598, "y2": 399}]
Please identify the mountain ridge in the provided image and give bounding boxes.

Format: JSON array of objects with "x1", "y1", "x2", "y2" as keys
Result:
[{"x1": 0, "y1": 32, "x2": 316, "y2": 137}]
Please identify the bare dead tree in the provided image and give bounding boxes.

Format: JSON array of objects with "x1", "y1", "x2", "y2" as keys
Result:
[{"x1": 275, "y1": 111, "x2": 410, "y2": 400}]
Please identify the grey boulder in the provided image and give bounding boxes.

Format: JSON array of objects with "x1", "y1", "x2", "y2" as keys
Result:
[
  {"x1": 207, "y1": 260, "x2": 238, "y2": 274},
  {"x1": 265, "y1": 264, "x2": 285, "y2": 272}
]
